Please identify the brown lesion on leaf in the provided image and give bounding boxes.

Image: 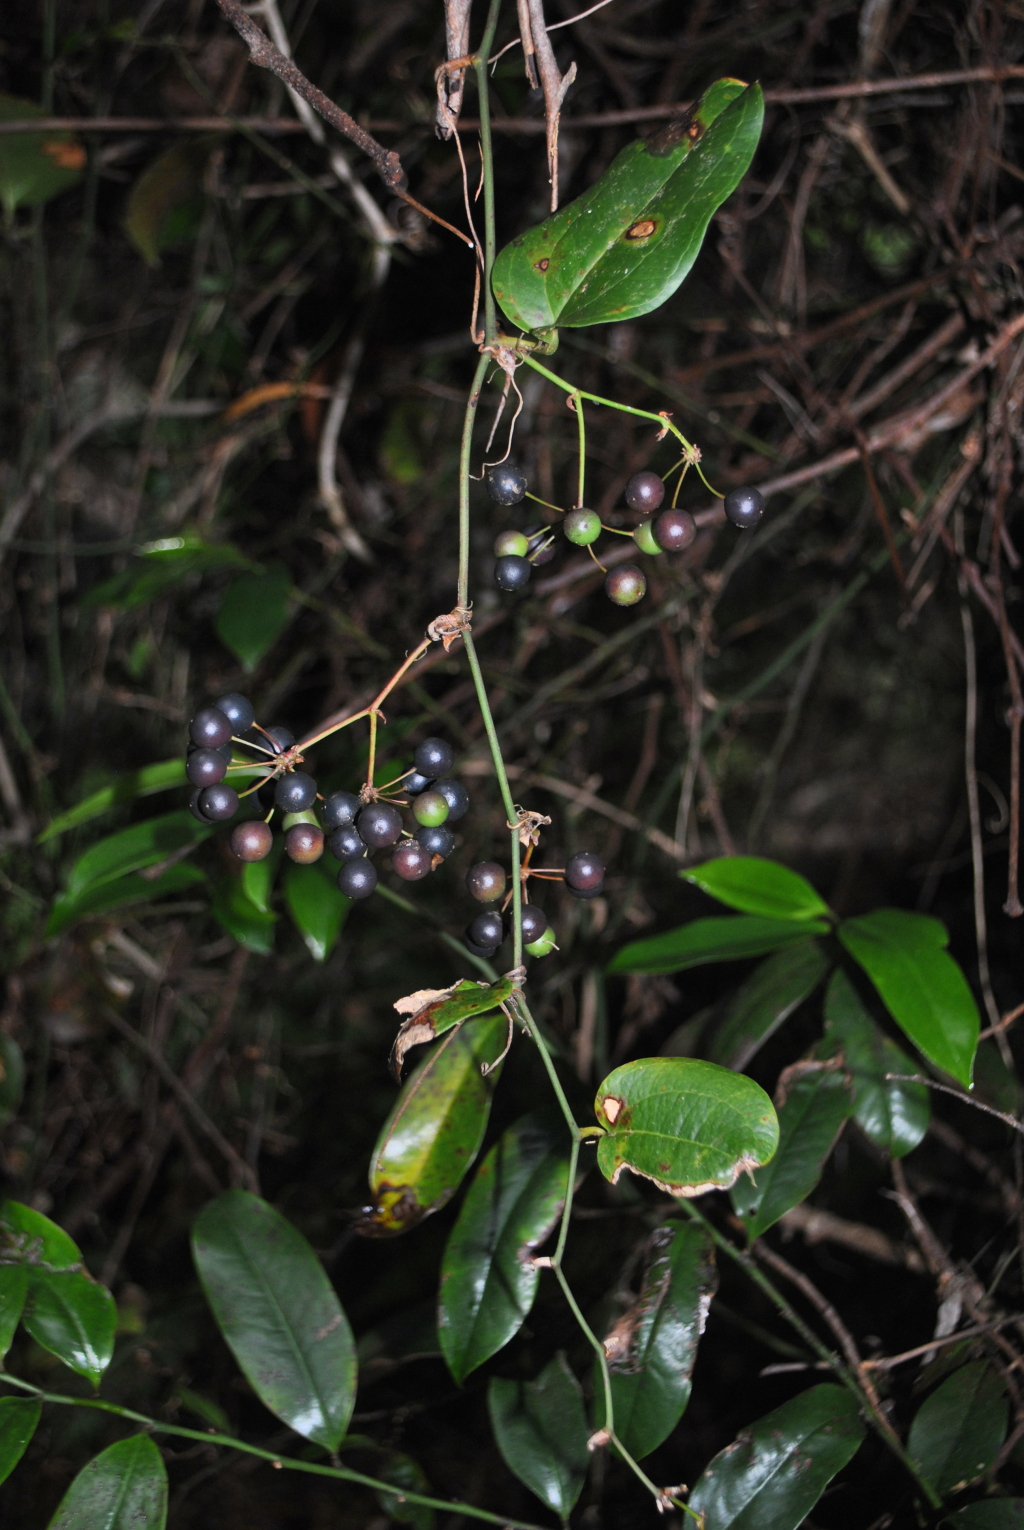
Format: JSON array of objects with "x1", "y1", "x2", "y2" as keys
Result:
[
  {"x1": 601, "y1": 1094, "x2": 626, "y2": 1125},
  {"x1": 355, "y1": 1184, "x2": 424, "y2": 1237},
  {"x1": 535, "y1": 257, "x2": 551, "y2": 272},
  {"x1": 624, "y1": 219, "x2": 657, "y2": 241}
]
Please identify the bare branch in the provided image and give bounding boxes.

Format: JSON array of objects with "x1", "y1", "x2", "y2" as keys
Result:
[{"x1": 438, "y1": 0, "x2": 475, "y2": 138}]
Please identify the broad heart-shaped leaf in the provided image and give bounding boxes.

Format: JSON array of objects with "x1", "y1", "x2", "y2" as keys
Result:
[
  {"x1": 688, "y1": 1384, "x2": 865, "y2": 1530},
  {"x1": 0, "y1": 1200, "x2": 82, "y2": 1270},
  {"x1": 45, "y1": 862, "x2": 206, "y2": 937},
  {"x1": 823, "y1": 968, "x2": 929, "y2": 1157},
  {"x1": 595, "y1": 1220, "x2": 716, "y2": 1460},
  {"x1": 943, "y1": 1505, "x2": 1024, "y2": 1528},
  {"x1": 192, "y1": 1190, "x2": 356, "y2": 1451},
  {"x1": 0, "y1": 1396, "x2": 40, "y2": 1487},
  {"x1": 284, "y1": 860, "x2": 350, "y2": 962},
  {"x1": 364, "y1": 1013, "x2": 507, "y2": 1235},
  {"x1": 216, "y1": 564, "x2": 292, "y2": 672},
  {"x1": 46, "y1": 1433, "x2": 167, "y2": 1530},
  {"x1": 124, "y1": 137, "x2": 214, "y2": 266},
  {"x1": 439, "y1": 1115, "x2": 568, "y2": 1384},
  {"x1": 0, "y1": 1266, "x2": 28, "y2": 1359},
  {"x1": 210, "y1": 876, "x2": 277, "y2": 955},
  {"x1": 391, "y1": 974, "x2": 520, "y2": 1079},
  {"x1": 838, "y1": 908, "x2": 980, "y2": 1086},
  {"x1": 710, "y1": 941, "x2": 831, "y2": 1071},
  {"x1": 493, "y1": 81, "x2": 762, "y2": 332},
  {"x1": 731, "y1": 1064, "x2": 852, "y2": 1239},
  {"x1": 23, "y1": 1270, "x2": 117, "y2": 1387},
  {"x1": 488, "y1": 1353, "x2": 590, "y2": 1518},
  {"x1": 0, "y1": 1032, "x2": 25, "y2": 1128},
  {"x1": 608, "y1": 915, "x2": 829, "y2": 976},
  {"x1": 595, "y1": 1057, "x2": 779, "y2": 1196},
  {"x1": 0, "y1": 94, "x2": 84, "y2": 218},
  {"x1": 684, "y1": 857, "x2": 830, "y2": 922},
  {"x1": 908, "y1": 1363, "x2": 1008, "y2": 1497}
]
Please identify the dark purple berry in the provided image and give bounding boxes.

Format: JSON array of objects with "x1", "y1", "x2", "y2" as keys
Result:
[
  {"x1": 433, "y1": 778, "x2": 469, "y2": 821},
  {"x1": 285, "y1": 823, "x2": 324, "y2": 864},
  {"x1": 415, "y1": 825, "x2": 455, "y2": 860},
  {"x1": 392, "y1": 841, "x2": 432, "y2": 881},
  {"x1": 414, "y1": 737, "x2": 455, "y2": 778},
  {"x1": 514, "y1": 903, "x2": 548, "y2": 944},
  {"x1": 467, "y1": 861, "x2": 506, "y2": 903},
  {"x1": 338, "y1": 858, "x2": 377, "y2": 899},
  {"x1": 231, "y1": 821, "x2": 273, "y2": 861},
  {"x1": 605, "y1": 564, "x2": 646, "y2": 607},
  {"x1": 468, "y1": 911, "x2": 504, "y2": 950},
  {"x1": 189, "y1": 740, "x2": 232, "y2": 762},
  {"x1": 566, "y1": 851, "x2": 605, "y2": 893},
  {"x1": 274, "y1": 772, "x2": 317, "y2": 813},
  {"x1": 404, "y1": 771, "x2": 434, "y2": 797},
  {"x1": 568, "y1": 883, "x2": 604, "y2": 900},
  {"x1": 189, "y1": 788, "x2": 212, "y2": 824},
  {"x1": 186, "y1": 748, "x2": 228, "y2": 788},
  {"x1": 528, "y1": 532, "x2": 556, "y2": 567},
  {"x1": 214, "y1": 693, "x2": 255, "y2": 732},
  {"x1": 495, "y1": 554, "x2": 532, "y2": 593},
  {"x1": 190, "y1": 706, "x2": 232, "y2": 750},
  {"x1": 486, "y1": 462, "x2": 528, "y2": 506},
  {"x1": 250, "y1": 724, "x2": 294, "y2": 756},
  {"x1": 723, "y1": 486, "x2": 765, "y2": 529},
  {"x1": 357, "y1": 802, "x2": 403, "y2": 849},
  {"x1": 652, "y1": 509, "x2": 696, "y2": 553},
  {"x1": 321, "y1": 790, "x2": 361, "y2": 830},
  {"x1": 328, "y1": 825, "x2": 364, "y2": 862},
  {"x1": 624, "y1": 470, "x2": 665, "y2": 515},
  {"x1": 197, "y1": 783, "x2": 239, "y2": 822}
]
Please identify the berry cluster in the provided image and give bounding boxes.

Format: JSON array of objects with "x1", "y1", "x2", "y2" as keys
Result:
[
  {"x1": 462, "y1": 848, "x2": 605, "y2": 960},
  {"x1": 486, "y1": 462, "x2": 765, "y2": 607}
]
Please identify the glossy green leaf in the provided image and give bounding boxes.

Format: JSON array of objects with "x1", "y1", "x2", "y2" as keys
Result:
[
  {"x1": 375, "y1": 1450, "x2": 435, "y2": 1530},
  {"x1": 192, "y1": 1190, "x2": 356, "y2": 1451},
  {"x1": 0, "y1": 95, "x2": 83, "y2": 218},
  {"x1": 84, "y1": 538, "x2": 252, "y2": 609},
  {"x1": 731, "y1": 1064, "x2": 852, "y2": 1239},
  {"x1": 364, "y1": 1012, "x2": 507, "y2": 1235},
  {"x1": 488, "y1": 1354, "x2": 590, "y2": 1518},
  {"x1": 908, "y1": 1363, "x2": 1008, "y2": 1497},
  {"x1": 37, "y1": 758, "x2": 263, "y2": 845},
  {"x1": 64, "y1": 810, "x2": 212, "y2": 900},
  {"x1": 216, "y1": 564, "x2": 292, "y2": 672},
  {"x1": 493, "y1": 81, "x2": 763, "y2": 332},
  {"x1": 688, "y1": 1384, "x2": 865, "y2": 1530},
  {"x1": 0, "y1": 1397, "x2": 41, "y2": 1487},
  {"x1": 210, "y1": 876, "x2": 277, "y2": 955},
  {"x1": 439, "y1": 1115, "x2": 568, "y2": 1383},
  {"x1": 608, "y1": 915, "x2": 829, "y2": 976},
  {"x1": 46, "y1": 1433, "x2": 167, "y2": 1530},
  {"x1": 710, "y1": 941, "x2": 832, "y2": 1071},
  {"x1": 125, "y1": 138, "x2": 214, "y2": 266},
  {"x1": 684, "y1": 857, "x2": 830, "y2": 922},
  {"x1": 942, "y1": 1505, "x2": 1024, "y2": 1528},
  {"x1": 283, "y1": 860, "x2": 350, "y2": 962},
  {"x1": 390, "y1": 974, "x2": 520, "y2": 1078},
  {"x1": 838, "y1": 908, "x2": 980, "y2": 1087},
  {"x1": 596, "y1": 1221, "x2": 717, "y2": 1460},
  {"x1": 0, "y1": 1265, "x2": 28, "y2": 1360},
  {"x1": 594, "y1": 1057, "x2": 779, "y2": 1196},
  {"x1": 0, "y1": 1032, "x2": 25, "y2": 1128},
  {"x1": 23, "y1": 1270, "x2": 117, "y2": 1386},
  {"x1": 241, "y1": 853, "x2": 276, "y2": 915},
  {"x1": 46, "y1": 862, "x2": 206, "y2": 938},
  {"x1": 823, "y1": 969, "x2": 929, "y2": 1157},
  {"x1": 0, "y1": 1200, "x2": 82, "y2": 1270}
]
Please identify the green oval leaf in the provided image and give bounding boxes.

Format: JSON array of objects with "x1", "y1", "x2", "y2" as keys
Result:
[
  {"x1": 125, "y1": 138, "x2": 214, "y2": 267},
  {"x1": 0, "y1": 1200, "x2": 82, "y2": 1270},
  {"x1": 23, "y1": 1270, "x2": 116, "y2": 1387},
  {"x1": 488, "y1": 1354, "x2": 590, "y2": 1518},
  {"x1": 837, "y1": 909, "x2": 980, "y2": 1087},
  {"x1": 0, "y1": 1033, "x2": 25, "y2": 1129},
  {"x1": 0, "y1": 95, "x2": 83, "y2": 218},
  {"x1": 192, "y1": 1190, "x2": 356, "y2": 1451},
  {"x1": 688, "y1": 1384, "x2": 866, "y2": 1530},
  {"x1": 84, "y1": 538, "x2": 252, "y2": 610},
  {"x1": 0, "y1": 1396, "x2": 40, "y2": 1486},
  {"x1": 823, "y1": 968, "x2": 929, "y2": 1157},
  {"x1": 731, "y1": 1064, "x2": 852, "y2": 1239},
  {"x1": 709, "y1": 941, "x2": 832, "y2": 1071},
  {"x1": 216, "y1": 564, "x2": 292, "y2": 672},
  {"x1": 594, "y1": 1057, "x2": 779, "y2": 1195},
  {"x1": 46, "y1": 1433, "x2": 167, "y2": 1530},
  {"x1": 210, "y1": 876, "x2": 277, "y2": 955},
  {"x1": 37, "y1": 757, "x2": 263, "y2": 845},
  {"x1": 596, "y1": 1220, "x2": 717, "y2": 1460},
  {"x1": 283, "y1": 861, "x2": 350, "y2": 962},
  {"x1": 493, "y1": 82, "x2": 763, "y2": 332},
  {"x1": 63, "y1": 810, "x2": 212, "y2": 900},
  {"x1": 364, "y1": 1012, "x2": 508, "y2": 1235},
  {"x1": 0, "y1": 1266, "x2": 28, "y2": 1361},
  {"x1": 908, "y1": 1363, "x2": 1008, "y2": 1497},
  {"x1": 684, "y1": 857, "x2": 830, "y2": 922},
  {"x1": 608, "y1": 915, "x2": 829, "y2": 976},
  {"x1": 46, "y1": 862, "x2": 206, "y2": 938},
  {"x1": 439, "y1": 1115, "x2": 568, "y2": 1384}
]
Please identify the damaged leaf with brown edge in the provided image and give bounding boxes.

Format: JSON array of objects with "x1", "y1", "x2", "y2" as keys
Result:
[
  {"x1": 364, "y1": 1012, "x2": 508, "y2": 1236},
  {"x1": 125, "y1": 137, "x2": 217, "y2": 267},
  {"x1": 390, "y1": 972, "x2": 520, "y2": 1079},
  {"x1": 594, "y1": 1057, "x2": 778, "y2": 1196}
]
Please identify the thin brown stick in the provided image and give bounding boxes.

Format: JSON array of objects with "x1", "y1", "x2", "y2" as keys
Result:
[
  {"x1": 856, "y1": 433, "x2": 907, "y2": 598},
  {"x1": 960, "y1": 586, "x2": 1002, "y2": 1029}
]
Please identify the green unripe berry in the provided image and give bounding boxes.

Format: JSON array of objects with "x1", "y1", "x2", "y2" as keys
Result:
[
  {"x1": 282, "y1": 809, "x2": 319, "y2": 830},
  {"x1": 563, "y1": 508, "x2": 602, "y2": 546},
  {"x1": 494, "y1": 529, "x2": 530, "y2": 558},
  {"x1": 633, "y1": 520, "x2": 663, "y2": 556},
  {"x1": 413, "y1": 789, "x2": 450, "y2": 828},
  {"x1": 526, "y1": 926, "x2": 558, "y2": 957}
]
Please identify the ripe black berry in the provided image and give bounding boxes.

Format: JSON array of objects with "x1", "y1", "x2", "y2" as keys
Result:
[
  {"x1": 321, "y1": 790, "x2": 361, "y2": 830},
  {"x1": 653, "y1": 509, "x2": 696, "y2": 553},
  {"x1": 415, "y1": 825, "x2": 455, "y2": 860},
  {"x1": 328, "y1": 825, "x2": 364, "y2": 862},
  {"x1": 188, "y1": 788, "x2": 212, "y2": 824},
  {"x1": 724, "y1": 486, "x2": 765, "y2": 529},
  {"x1": 392, "y1": 841, "x2": 432, "y2": 881},
  {"x1": 495, "y1": 554, "x2": 532, "y2": 593},
  {"x1": 515, "y1": 903, "x2": 548, "y2": 944},
  {"x1": 486, "y1": 462, "x2": 528, "y2": 506},
  {"x1": 625, "y1": 470, "x2": 665, "y2": 515},
  {"x1": 275, "y1": 772, "x2": 317, "y2": 813},
  {"x1": 189, "y1": 740, "x2": 232, "y2": 762},
  {"x1": 197, "y1": 783, "x2": 239, "y2": 822},
  {"x1": 251, "y1": 724, "x2": 294, "y2": 756},
  {"x1": 285, "y1": 823, "x2": 324, "y2": 864},
  {"x1": 185, "y1": 748, "x2": 227, "y2": 788},
  {"x1": 231, "y1": 821, "x2": 273, "y2": 861},
  {"x1": 414, "y1": 737, "x2": 455, "y2": 778},
  {"x1": 605, "y1": 565, "x2": 646, "y2": 606},
  {"x1": 433, "y1": 778, "x2": 469, "y2": 821},
  {"x1": 190, "y1": 706, "x2": 232, "y2": 750},
  {"x1": 566, "y1": 851, "x2": 605, "y2": 893},
  {"x1": 357, "y1": 802, "x2": 403, "y2": 848},
  {"x1": 214, "y1": 693, "x2": 255, "y2": 732},
  {"x1": 528, "y1": 532, "x2": 556, "y2": 567},
  {"x1": 468, "y1": 911, "x2": 503, "y2": 950},
  {"x1": 467, "y1": 861, "x2": 506, "y2": 903},
  {"x1": 338, "y1": 858, "x2": 377, "y2": 899},
  {"x1": 404, "y1": 771, "x2": 434, "y2": 797}
]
